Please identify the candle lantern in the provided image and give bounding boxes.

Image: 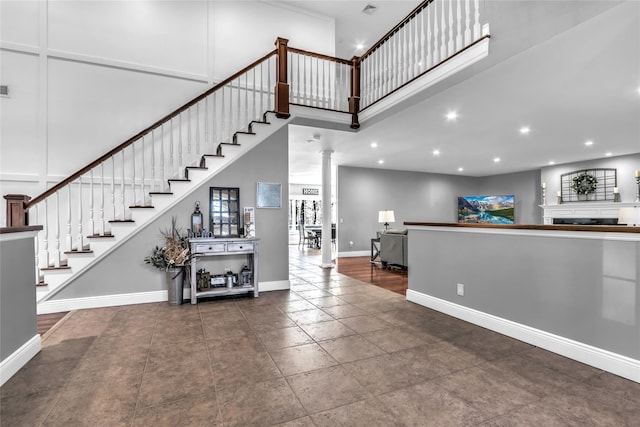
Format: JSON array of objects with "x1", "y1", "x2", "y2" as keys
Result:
[{"x1": 191, "y1": 201, "x2": 203, "y2": 235}]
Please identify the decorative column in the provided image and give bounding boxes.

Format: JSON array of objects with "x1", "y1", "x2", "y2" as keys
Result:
[{"x1": 320, "y1": 150, "x2": 334, "y2": 269}]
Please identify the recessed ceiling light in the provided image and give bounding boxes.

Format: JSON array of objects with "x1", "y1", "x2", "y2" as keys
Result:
[
  {"x1": 605, "y1": 152, "x2": 613, "y2": 157},
  {"x1": 356, "y1": 43, "x2": 364, "y2": 50},
  {"x1": 519, "y1": 126, "x2": 530, "y2": 135},
  {"x1": 378, "y1": 160, "x2": 384, "y2": 164},
  {"x1": 548, "y1": 161, "x2": 555, "y2": 165},
  {"x1": 445, "y1": 111, "x2": 458, "y2": 121},
  {"x1": 584, "y1": 140, "x2": 594, "y2": 146},
  {"x1": 493, "y1": 157, "x2": 501, "y2": 163},
  {"x1": 458, "y1": 167, "x2": 464, "y2": 172},
  {"x1": 433, "y1": 149, "x2": 440, "y2": 156},
  {"x1": 370, "y1": 142, "x2": 378, "y2": 148}
]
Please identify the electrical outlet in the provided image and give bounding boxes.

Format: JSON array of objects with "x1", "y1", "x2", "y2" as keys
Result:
[{"x1": 457, "y1": 283, "x2": 464, "y2": 296}]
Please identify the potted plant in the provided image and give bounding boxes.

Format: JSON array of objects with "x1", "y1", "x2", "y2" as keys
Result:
[{"x1": 144, "y1": 217, "x2": 190, "y2": 305}]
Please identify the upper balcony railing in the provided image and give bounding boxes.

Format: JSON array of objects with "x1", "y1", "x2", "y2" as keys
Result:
[{"x1": 359, "y1": 0, "x2": 485, "y2": 110}]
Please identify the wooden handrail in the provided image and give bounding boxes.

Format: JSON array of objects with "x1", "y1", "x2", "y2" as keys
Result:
[
  {"x1": 360, "y1": 0, "x2": 432, "y2": 61},
  {"x1": 26, "y1": 49, "x2": 277, "y2": 208},
  {"x1": 288, "y1": 47, "x2": 351, "y2": 65}
]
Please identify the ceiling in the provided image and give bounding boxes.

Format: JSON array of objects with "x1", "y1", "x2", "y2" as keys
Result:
[{"x1": 283, "y1": 0, "x2": 640, "y2": 185}]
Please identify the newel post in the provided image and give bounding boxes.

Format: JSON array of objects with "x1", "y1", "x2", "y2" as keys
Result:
[
  {"x1": 348, "y1": 56, "x2": 361, "y2": 129},
  {"x1": 274, "y1": 37, "x2": 290, "y2": 119},
  {"x1": 4, "y1": 194, "x2": 31, "y2": 227}
]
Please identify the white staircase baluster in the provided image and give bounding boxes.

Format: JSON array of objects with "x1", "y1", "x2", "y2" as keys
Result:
[
  {"x1": 427, "y1": 4, "x2": 433, "y2": 69},
  {"x1": 212, "y1": 93, "x2": 218, "y2": 153},
  {"x1": 314, "y1": 58, "x2": 319, "y2": 107},
  {"x1": 140, "y1": 136, "x2": 146, "y2": 206},
  {"x1": 204, "y1": 98, "x2": 209, "y2": 155},
  {"x1": 434, "y1": 1, "x2": 440, "y2": 64},
  {"x1": 244, "y1": 73, "x2": 248, "y2": 127},
  {"x1": 149, "y1": 129, "x2": 155, "y2": 196},
  {"x1": 33, "y1": 205, "x2": 40, "y2": 283},
  {"x1": 77, "y1": 176, "x2": 84, "y2": 250},
  {"x1": 228, "y1": 83, "x2": 234, "y2": 142},
  {"x1": 221, "y1": 87, "x2": 226, "y2": 144},
  {"x1": 89, "y1": 170, "x2": 95, "y2": 235},
  {"x1": 111, "y1": 157, "x2": 115, "y2": 223},
  {"x1": 260, "y1": 62, "x2": 265, "y2": 115},
  {"x1": 420, "y1": 6, "x2": 426, "y2": 72},
  {"x1": 236, "y1": 77, "x2": 241, "y2": 134},
  {"x1": 440, "y1": 0, "x2": 446, "y2": 61},
  {"x1": 55, "y1": 191, "x2": 61, "y2": 266},
  {"x1": 464, "y1": 0, "x2": 471, "y2": 44},
  {"x1": 169, "y1": 119, "x2": 175, "y2": 177},
  {"x1": 474, "y1": 0, "x2": 480, "y2": 40},
  {"x1": 44, "y1": 199, "x2": 50, "y2": 267},
  {"x1": 121, "y1": 149, "x2": 126, "y2": 219},
  {"x1": 178, "y1": 115, "x2": 183, "y2": 168},
  {"x1": 268, "y1": 56, "x2": 272, "y2": 111},
  {"x1": 187, "y1": 108, "x2": 192, "y2": 155},
  {"x1": 195, "y1": 103, "x2": 200, "y2": 155},
  {"x1": 67, "y1": 184, "x2": 73, "y2": 252},
  {"x1": 252, "y1": 68, "x2": 257, "y2": 121},
  {"x1": 456, "y1": 0, "x2": 463, "y2": 50},
  {"x1": 99, "y1": 162, "x2": 105, "y2": 235},
  {"x1": 448, "y1": 0, "x2": 455, "y2": 56}
]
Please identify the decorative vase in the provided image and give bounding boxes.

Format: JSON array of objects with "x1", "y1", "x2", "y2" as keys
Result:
[{"x1": 166, "y1": 267, "x2": 185, "y2": 306}]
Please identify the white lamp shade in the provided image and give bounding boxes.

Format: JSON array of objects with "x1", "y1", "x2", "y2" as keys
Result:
[
  {"x1": 378, "y1": 210, "x2": 395, "y2": 223},
  {"x1": 618, "y1": 207, "x2": 640, "y2": 226}
]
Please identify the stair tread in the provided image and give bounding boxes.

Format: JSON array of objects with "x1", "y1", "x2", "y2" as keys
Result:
[
  {"x1": 109, "y1": 219, "x2": 134, "y2": 223},
  {"x1": 235, "y1": 131, "x2": 256, "y2": 135},
  {"x1": 186, "y1": 166, "x2": 208, "y2": 169},
  {"x1": 250, "y1": 120, "x2": 271, "y2": 125},
  {"x1": 41, "y1": 266, "x2": 71, "y2": 271},
  {"x1": 87, "y1": 233, "x2": 114, "y2": 238},
  {"x1": 64, "y1": 249, "x2": 94, "y2": 254},
  {"x1": 168, "y1": 178, "x2": 190, "y2": 182},
  {"x1": 203, "y1": 154, "x2": 224, "y2": 157},
  {"x1": 130, "y1": 205, "x2": 154, "y2": 208},
  {"x1": 149, "y1": 192, "x2": 173, "y2": 195},
  {"x1": 220, "y1": 142, "x2": 242, "y2": 146},
  {"x1": 36, "y1": 282, "x2": 48, "y2": 287}
]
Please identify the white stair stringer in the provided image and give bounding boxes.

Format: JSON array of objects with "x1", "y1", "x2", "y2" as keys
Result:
[{"x1": 36, "y1": 112, "x2": 291, "y2": 309}]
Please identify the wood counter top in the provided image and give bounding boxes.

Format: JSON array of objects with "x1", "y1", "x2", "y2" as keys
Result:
[{"x1": 404, "y1": 222, "x2": 640, "y2": 234}]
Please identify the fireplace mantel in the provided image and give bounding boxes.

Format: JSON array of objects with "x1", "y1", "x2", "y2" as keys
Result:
[{"x1": 540, "y1": 202, "x2": 640, "y2": 225}]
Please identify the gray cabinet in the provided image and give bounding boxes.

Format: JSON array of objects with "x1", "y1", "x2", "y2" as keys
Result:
[{"x1": 189, "y1": 237, "x2": 259, "y2": 304}]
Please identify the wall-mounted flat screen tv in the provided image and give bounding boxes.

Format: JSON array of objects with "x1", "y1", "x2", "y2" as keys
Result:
[{"x1": 458, "y1": 195, "x2": 515, "y2": 224}]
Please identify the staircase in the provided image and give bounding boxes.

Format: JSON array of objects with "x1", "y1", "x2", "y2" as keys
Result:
[{"x1": 36, "y1": 111, "x2": 290, "y2": 305}]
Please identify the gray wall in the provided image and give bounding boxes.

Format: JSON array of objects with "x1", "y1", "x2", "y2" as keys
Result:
[
  {"x1": 408, "y1": 228, "x2": 640, "y2": 359},
  {"x1": 52, "y1": 126, "x2": 289, "y2": 300},
  {"x1": 541, "y1": 153, "x2": 640, "y2": 204},
  {"x1": 336, "y1": 166, "x2": 541, "y2": 253},
  {"x1": 1, "y1": 234, "x2": 38, "y2": 360}
]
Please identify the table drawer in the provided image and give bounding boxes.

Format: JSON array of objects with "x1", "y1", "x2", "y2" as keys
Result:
[
  {"x1": 226, "y1": 242, "x2": 253, "y2": 252},
  {"x1": 195, "y1": 243, "x2": 226, "y2": 254}
]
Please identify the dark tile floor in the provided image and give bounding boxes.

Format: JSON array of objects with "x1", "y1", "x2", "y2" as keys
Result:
[{"x1": 2, "y1": 249, "x2": 639, "y2": 426}]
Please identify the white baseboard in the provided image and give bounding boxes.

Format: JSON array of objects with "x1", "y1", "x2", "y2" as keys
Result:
[
  {"x1": 38, "y1": 281, "x2": 292, "y2": 314},
  {"x1": 260, "y1": 280, "x2": 290, "y2": 292},
  {"x1": 337, "y1": 251, "x2": 370, "y2": 258},
  {"x1": 37, "y1": 290, "x2": 167, "y2": 314},
  {"x1": 0, "y1": 334, "x2": 41, "y2": 387},
  {"x1": 406, "y1": 289, "x2": 640, "y2": 384}
]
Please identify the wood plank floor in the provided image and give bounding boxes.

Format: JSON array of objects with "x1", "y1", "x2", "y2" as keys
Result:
[
  {"x1": 37, "y1": 312, "x2": 69, "y2": 336},
  {"x1": 336, "y1": 256, "x2": 407, "y2": 295}
]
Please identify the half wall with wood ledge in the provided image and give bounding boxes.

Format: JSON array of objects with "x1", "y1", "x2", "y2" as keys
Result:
[{"x1": 404, "y1": 222, "x2": 640, "y2": 383}]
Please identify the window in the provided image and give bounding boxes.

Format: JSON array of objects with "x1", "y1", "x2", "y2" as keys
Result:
[{"x1": 209, "y1": 187, "x2": 240, "y2": 237}]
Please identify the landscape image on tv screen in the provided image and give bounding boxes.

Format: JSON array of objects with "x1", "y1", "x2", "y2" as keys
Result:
[{"x1": 458, "y1": 195, "x2": 515, "y2": 224}]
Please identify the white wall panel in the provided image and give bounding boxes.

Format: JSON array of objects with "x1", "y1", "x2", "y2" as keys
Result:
[
  {"x1": 47, "y1": 58, "x2": 207, "y2": 176},
  {"x1": 0, "y1": 51, "x2": 40, "y2": 176},
  {"x1": 48, "y1": 1, "x2": 208, "y2": 75},
  {"x1": 0, "y1": 1, "x2": 39, "y2": 47},
  {"x1": 212, "y1": 2, "x2": 335, "y2": 80}
]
